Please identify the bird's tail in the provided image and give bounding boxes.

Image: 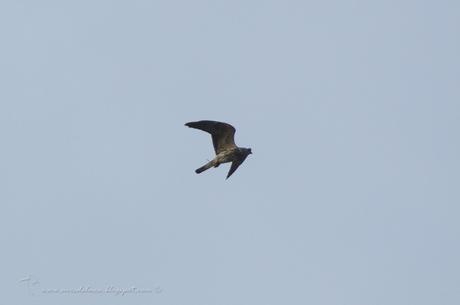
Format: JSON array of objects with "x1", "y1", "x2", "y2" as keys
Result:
[{"x1": 195, "y1": 160, "x2": 215, "y2": 174}]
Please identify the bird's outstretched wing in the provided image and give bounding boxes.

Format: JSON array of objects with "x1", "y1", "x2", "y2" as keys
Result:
[
  {"x1": 226, "y1": 160, "x2": 243, "y2": 179},
  {"x1": 185, "y1": 120, "x2": 237, "y2": 154},
  {"x1": 226, "y1": 153, "x2": 250, "y2": 179}
]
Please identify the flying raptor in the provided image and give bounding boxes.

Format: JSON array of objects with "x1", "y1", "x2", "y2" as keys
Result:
[{"x1": 185, "y1": 120, "x2": 252, "y2": 179}]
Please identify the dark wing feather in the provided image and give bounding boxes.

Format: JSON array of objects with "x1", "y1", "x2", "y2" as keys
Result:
[
  {"x1": 185, "y1": 120, "x2": 237, "y2": 154},
  {"x1": 226, "y1": 153, "x2": 249, "y2": 179},
  {"x1": 226, "y1": 160, "x2": 243, "y2": 179}
]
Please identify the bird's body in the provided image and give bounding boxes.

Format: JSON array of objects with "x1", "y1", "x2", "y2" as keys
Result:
[
  {"x1": 216, "y1": 147, "x2": 244, "y2": 164},
  {"x1": 185, "y1": 120, "x2": 252, "y2": 179}
]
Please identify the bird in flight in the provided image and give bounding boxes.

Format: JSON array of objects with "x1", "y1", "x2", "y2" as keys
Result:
[{"x1": 185, "y1": 120, "x2": 252, "y2": 179}]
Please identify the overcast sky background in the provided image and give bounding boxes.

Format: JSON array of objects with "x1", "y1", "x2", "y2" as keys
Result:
[{"x1": 1, "y1": 1, "x2": 459, "y2": 304}]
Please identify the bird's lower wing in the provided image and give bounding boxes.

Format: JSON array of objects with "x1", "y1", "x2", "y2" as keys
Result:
[{"x1": 226, "y1": 160, "x2": 243, "y2": 179}]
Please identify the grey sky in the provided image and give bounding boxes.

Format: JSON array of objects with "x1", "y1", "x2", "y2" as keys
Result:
[{"x1": 1, "y1": 1, "x2": 459, "y2": 304}]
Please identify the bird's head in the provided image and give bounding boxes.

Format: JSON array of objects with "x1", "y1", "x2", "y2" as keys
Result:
[{"x1": 243, "y1": 147, "x2": 252, "y2": 155}]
